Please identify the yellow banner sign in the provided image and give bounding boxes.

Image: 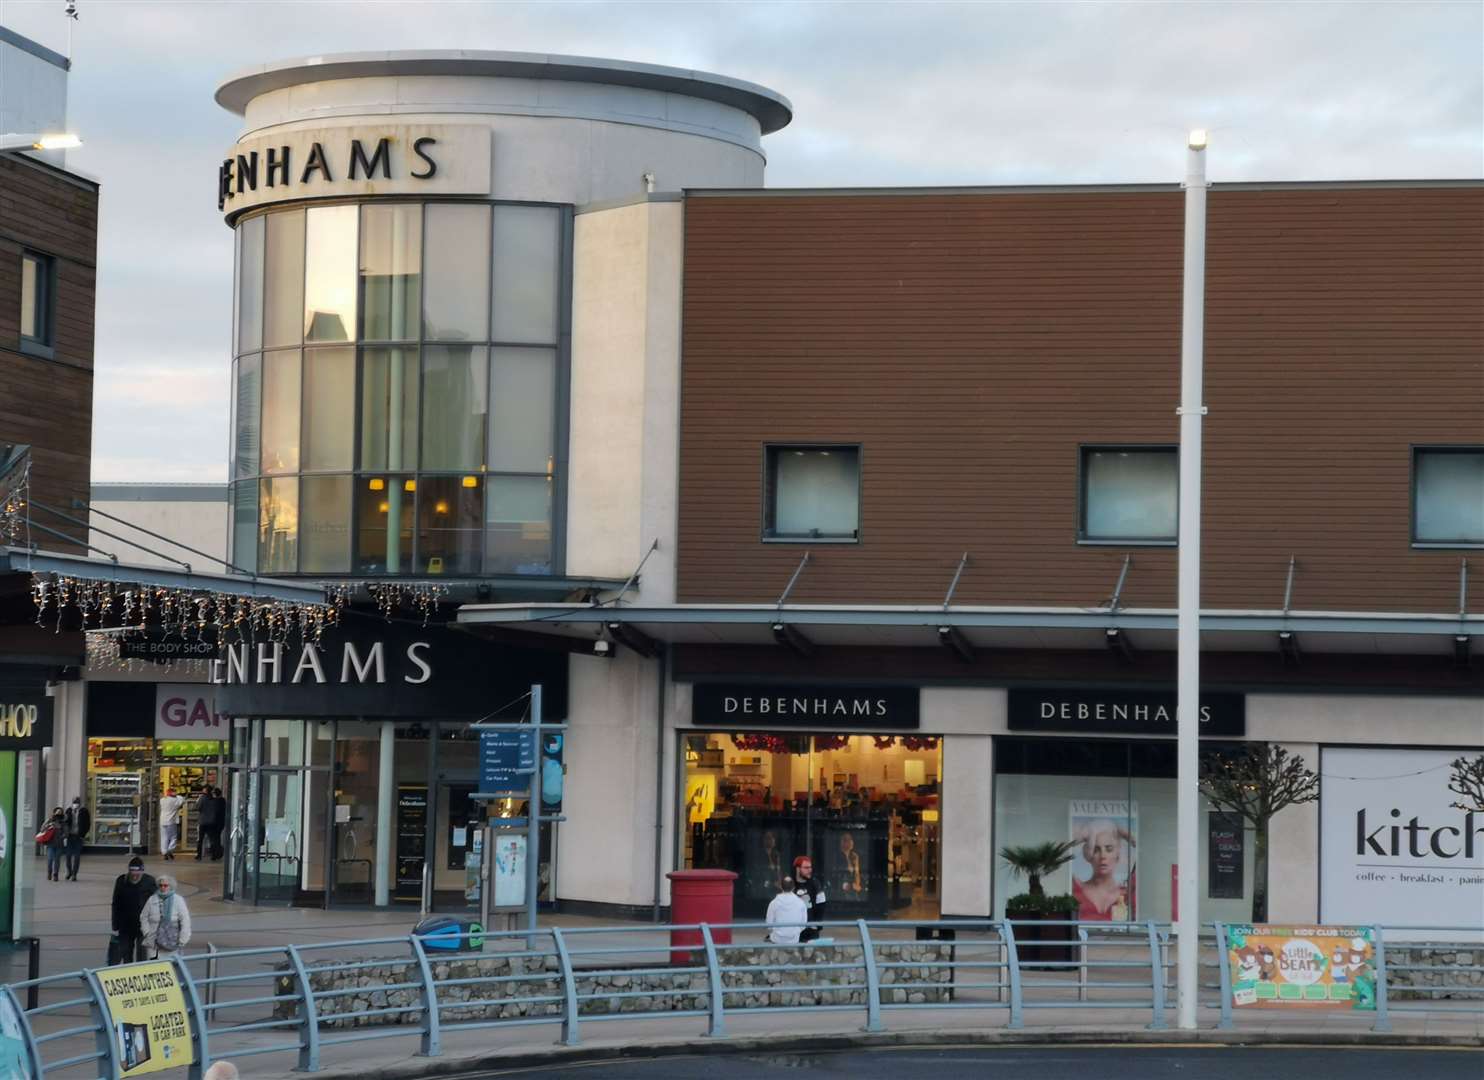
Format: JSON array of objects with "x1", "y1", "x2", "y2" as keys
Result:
[
  {"x1": 95, "y1": 961, "x2": 195, "y2": 1075},
  {"x1": 1226, "y1": 924, "x2": 1377, "y2": 1010}
]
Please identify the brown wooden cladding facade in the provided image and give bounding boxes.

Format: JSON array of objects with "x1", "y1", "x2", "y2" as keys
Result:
[
  {"x1": 0, "y1": 153, "x2": 98, "y2": 551},
  {"x1": 678, "y1": 185, "x2": 1484, "y2": 615}
]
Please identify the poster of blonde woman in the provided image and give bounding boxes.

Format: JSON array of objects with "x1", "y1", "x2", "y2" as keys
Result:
[{"x1": 1069, "y1": 800, "x2": 1137, "y2": 922}]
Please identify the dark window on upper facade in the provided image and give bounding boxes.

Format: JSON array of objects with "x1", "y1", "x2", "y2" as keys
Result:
[
  {"x1": 19, "y1": 251, "x2": 55, "y2": 354},
  {"x1": 1413, "y1": 447, "x2": 1484, "y2": 547},
  {"x1": 1080, "y1": 446, "x2": 1178, "y2": 544},
  {"x1": 764, "y1": 445, "x2": 860, "y2": 541}
]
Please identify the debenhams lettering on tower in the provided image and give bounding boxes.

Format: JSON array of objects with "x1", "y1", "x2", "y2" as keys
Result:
[{"x1": 217, "y1": 124, "x2": 492, "y2": 217}]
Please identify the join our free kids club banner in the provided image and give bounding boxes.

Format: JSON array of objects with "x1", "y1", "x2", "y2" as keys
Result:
[{"x1": 1226, "y1": 925, "x2": 1377, "y2": 1011}]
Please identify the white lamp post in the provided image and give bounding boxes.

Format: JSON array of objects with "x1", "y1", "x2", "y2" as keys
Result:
[
  {"x1": 1176, "y1": 128, "x2": 1209, "y2": 1030},
  {"x1": 0, "y1": 132, "x2": 83, "y2": 152}
]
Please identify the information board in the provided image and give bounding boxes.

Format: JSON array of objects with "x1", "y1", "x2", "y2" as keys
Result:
[
  {"x1": 1226, "y1": 924, "x2": 1377, "y2": 1010},
  {"x1": 1208, "y1": 812, "x2": 1245, "y2": 899},
  {"x1": 479, "y1": 731, "x2": 534, "y2": 794},
  {"x1": 394, "y1": 786, "x2": 427, "y2": 901},
  {"x1": 94, "y1": 961, "x2": 196, "y2": 1074}
]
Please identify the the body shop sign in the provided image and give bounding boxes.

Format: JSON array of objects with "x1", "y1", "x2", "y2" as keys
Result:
[
  {"x1": 1320, "y1": 747, "x2": 1484, "y2": 927},
  {"x1": 154, "y1": 685, "x2": 225, "y2": 741}
]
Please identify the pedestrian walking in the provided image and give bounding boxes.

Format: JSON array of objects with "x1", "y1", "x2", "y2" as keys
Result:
[
  {"x1": 63, "y1": 795, "x2": 90, "y2": 880},
  {"x1": 765, "y1": 876, "x2": 809, "y2": 944},
  {"x1": 194, "y1": 789, "x2": 212, "y2": 860},
  {"x1": 158, "y1": 788, "x2": 185, "y2": 860},
  {"x1": 792, "y1": 854, "x2": 827, "y2": 942},
  {"x1": 202, "y1": 787, "x2": 227, "y2": 861},
  {"x1": 140, "y1": 875, "x2": 192, "y2": 960},
  {"x1": 38, "y1": 807, "x2": 65, "y2": 881},
  {"x1": 110, "y1": 856, "x2": 155, "y2": 964}
]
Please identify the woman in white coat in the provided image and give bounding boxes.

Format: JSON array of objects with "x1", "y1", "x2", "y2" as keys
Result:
[{"x1": 140, "y1": 875, "x2": 192, "y2": 960}]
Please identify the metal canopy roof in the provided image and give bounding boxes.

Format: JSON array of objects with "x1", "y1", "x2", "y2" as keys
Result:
[
  {"x1": 456, "y1": 602, "x2": 1480, "y2": 656},
  {"x1": 1, "y1": 546, "x2": 329, "y2": 606}
]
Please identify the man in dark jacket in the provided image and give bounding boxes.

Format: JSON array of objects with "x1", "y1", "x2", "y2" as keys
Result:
[
  {"x1": 111, "y1": 856, "x2": 155, "y2": 964},
  {"x1": 194, "y1": 790, "x2": 212, "y2": 860},
  {"x1": 791, "y1": 854, "x2": 827, "y2": 942},
  {"x1": 63, "y1": 796, "x2": 91, "y2": 881}
]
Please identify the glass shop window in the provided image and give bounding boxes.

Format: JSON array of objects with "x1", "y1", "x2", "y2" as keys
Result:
[
  {"x1": 304, "y1": 205, "x2": 358, "y2": 342},
  {"x1": 423, "y1": 204, "x2": 490, "y2": 342},
  {"x1": 764, "y1": 446, "x2": 861, "y2": 541},
  {"x1": 1413, "y1": 448, "x2": 1484, "y2": 546},
  {"x1": 1080, "y1": 446, "x2": 1178, "y2": 543},
  {"x1": 360, "y1": 204, "x2": 421, "y2": 342}
]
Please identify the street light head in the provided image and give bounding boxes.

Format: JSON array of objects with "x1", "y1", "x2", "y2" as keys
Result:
[
  {"x1": 1188, "y1": 129, "x2": 1209, "y2": 151},
  {"x1": 35, "y1": 133, "x2": 83, "y2": 151}
]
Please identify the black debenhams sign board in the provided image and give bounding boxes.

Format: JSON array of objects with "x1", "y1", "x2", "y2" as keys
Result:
[
  {"x1": 211, "y1": 620, "x2": 566, "y2": 719},
  {"x1": 693, "y1": 684, "x2": 920, "y2": 729},
  {"x1": 1008, "y1": 687, "x2": 1244, "y2": 737}
]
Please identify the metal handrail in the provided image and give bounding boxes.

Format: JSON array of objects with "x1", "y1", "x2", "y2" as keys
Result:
[{"x1": 12, "y1": 919, "x2": 1481, "y2": 1076}]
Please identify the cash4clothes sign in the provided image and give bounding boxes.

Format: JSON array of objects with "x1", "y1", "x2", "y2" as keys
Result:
[
  {"x1": 1226, "y1": 925, "x2": 1377, "y2": 1011},
  {"x1": 94, "y1": 961, "x2": 196, "y2": 1075}
]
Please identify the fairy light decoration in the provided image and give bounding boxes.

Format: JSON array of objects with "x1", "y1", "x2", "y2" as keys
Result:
[{"x1": 29, "y1": 571, "x2": 345, "y2": 646}]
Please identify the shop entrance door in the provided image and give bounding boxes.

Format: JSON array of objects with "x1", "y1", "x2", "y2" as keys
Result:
[{"x1": 253, "y1": 768, "x2": 304, "y2": 904}]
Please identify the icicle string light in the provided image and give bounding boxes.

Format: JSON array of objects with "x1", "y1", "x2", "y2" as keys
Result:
[
  {"x1": 366, "y1": 581, "x2": 448, "y2": 625},
  {"x1": 30, "y1": 571, "x2": 345, "y2": 646}
]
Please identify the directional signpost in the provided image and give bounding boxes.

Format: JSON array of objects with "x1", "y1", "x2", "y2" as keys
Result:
[{"x1": 472, "y1": 684, "x2": 566, "y2": 941}]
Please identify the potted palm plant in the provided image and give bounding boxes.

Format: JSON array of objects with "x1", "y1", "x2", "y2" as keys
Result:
[{"x1": 1000, "y1": 840, "x2": 1079, "y2": 965}]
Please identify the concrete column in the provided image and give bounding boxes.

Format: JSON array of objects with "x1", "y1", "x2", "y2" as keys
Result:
[
  {"x1": 375, "y1": 721, "x2": 394, "y2": 906},
  {"x1": 940, "y1": 734, "x2": 993, "y2": 917},
  {"x1": 1267, "y1": 741, "x2": 1321, "y2": 923}
]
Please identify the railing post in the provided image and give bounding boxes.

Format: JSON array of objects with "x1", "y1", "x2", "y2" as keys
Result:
[
  {"x1": 205, "y1": 942, "x2": 219, "y2": 1008},
  {"x1": 409, "y1": 934, "x2": 442, "y2": 1058},
  {"x1": 1077, "y1": 927, "x2": 1089, "y2": 1002},
  {"x1": 173, "y1": 953, "x2": 210, "y2": 1080},
  {"x1": 549, "y1": 927, "x2": 581, "y2": 1047},
  {"x1": 3, "y1": 984, "x2": 44, "y2": 1080},
  {"x1": 1372, "y1": 926, "x2": 1392, "y2": 1033},
  {"x1": 1000, "y1": 920, "x2": 1024, "y2": 1029},
  {"x1": 698, "y1": 923, "x2": 727, "y2": 1038},
  {"x1": 83, "y1": 969, "x2": 123, "y2": 1079},
  {"x1": 856, "y1": 919, "x2": 883, "y2": 1033},
  {"x1": 1215, "y1": 922, "x2": 1233, "y2": 1030},
  {"x1": 1146, "y1": 920, "x2": 1168, "y2": 1029},
  {"x1": 284, "y1": 944, "x2": 322, "y2": 1071},
  {"x1": 26, "y1": 937, "x2": 40, "y2": 1010}
]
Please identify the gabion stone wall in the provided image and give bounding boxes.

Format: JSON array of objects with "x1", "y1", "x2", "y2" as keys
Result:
[
  {"x1": 274, "y1": 943, "x2": 955, "y2": 1029},
  {"x1": 1386, "y1": 947, "x2": 1484, "y2": 1002}
]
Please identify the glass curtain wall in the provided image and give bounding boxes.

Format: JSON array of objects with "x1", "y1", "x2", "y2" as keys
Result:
[
  {"x1": 682, "y1": 733, "x2": 943, "y2": 920},
  {"x1": 229, "y1": 201, "x2": 567, "y2": 578}
]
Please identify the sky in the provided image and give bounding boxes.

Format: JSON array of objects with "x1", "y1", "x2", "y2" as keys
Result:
[{"x1": 2, "y1": 0, "x2": 1480, "y2": 483}]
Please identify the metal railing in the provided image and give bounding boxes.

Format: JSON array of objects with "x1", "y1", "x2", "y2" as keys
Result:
[{"x1": 7, "y1": 920, "x2": 1480, "y2": 1078}]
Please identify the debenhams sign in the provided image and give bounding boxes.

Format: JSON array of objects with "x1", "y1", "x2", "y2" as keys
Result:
[
  {"x1": 218, "y1": 124, "x2": 492, "y2": 218},
  {"x1": 692, "y1": 684, "x2": 920, "y2": 730}
]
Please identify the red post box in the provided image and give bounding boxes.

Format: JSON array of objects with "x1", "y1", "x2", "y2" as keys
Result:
[{"x1": 666, "y1": 869, "x2": 737, "y2": 964}]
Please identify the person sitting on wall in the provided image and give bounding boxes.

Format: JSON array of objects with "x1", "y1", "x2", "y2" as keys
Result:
[
  {"x1": 766, "y1": 876, "x2": 809, "y2": 944},
  {"x1": 792, "y1": 854, "x2": 826, "y2": 942}
]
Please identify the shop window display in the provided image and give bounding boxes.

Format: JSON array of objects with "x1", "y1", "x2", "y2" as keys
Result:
[
  {"x1": 993, "y1": 737, "x2": 1254, "y2": 924},
  {"x1": 682, "y1": 732, "x2": 941, "y2": 919}
]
